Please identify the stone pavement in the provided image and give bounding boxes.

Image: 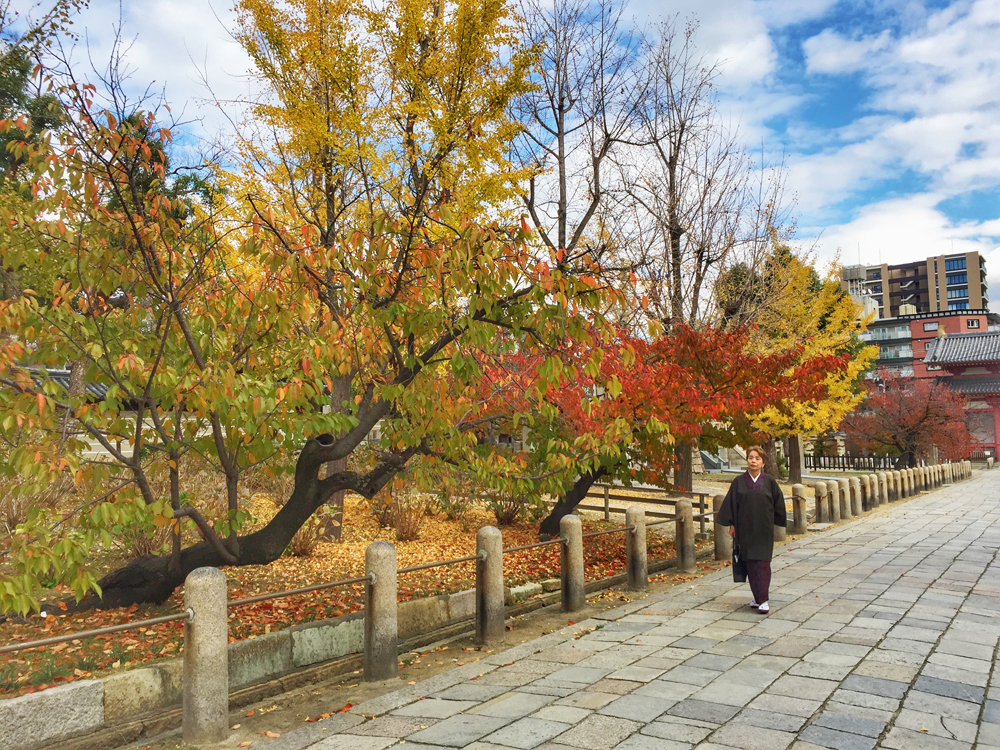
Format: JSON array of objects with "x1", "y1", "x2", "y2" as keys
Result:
[{"x1": 282, "y1": 470, "x2": 1000, "y2": 750}]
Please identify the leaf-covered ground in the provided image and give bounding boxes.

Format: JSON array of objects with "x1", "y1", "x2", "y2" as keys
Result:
[{"x1": 0, "y1": 492, "x2": 706, "y2": 698}]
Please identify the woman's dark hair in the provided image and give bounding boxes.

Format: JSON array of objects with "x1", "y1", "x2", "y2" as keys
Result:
[{"x1": 746, "y1": 445, "x2": 766, "y2": 462}]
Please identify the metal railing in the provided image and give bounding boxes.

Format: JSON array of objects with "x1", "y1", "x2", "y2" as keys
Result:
[{"x1": 0, "y1": 610, "x2": 193, "y2": 656}]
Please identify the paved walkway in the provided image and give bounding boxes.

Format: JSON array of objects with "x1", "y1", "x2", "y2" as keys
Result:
[{"x1": 281, "y1": 471, "x2": 1000, "y2": 750}]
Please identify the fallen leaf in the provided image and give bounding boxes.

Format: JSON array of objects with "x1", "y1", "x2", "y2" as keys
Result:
[
  {"x1": 231, "y1": 724, "x2": 241, "y2": 729},
  {"x1": 238, "y1": 742, "x2": 252, "y2": 747},
  {"x1": 245, "y1": 710, "x2": 255, "y2": 717}
]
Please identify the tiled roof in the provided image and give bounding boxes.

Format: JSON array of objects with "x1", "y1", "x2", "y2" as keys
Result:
[
  {"x1": 923, "y1": 331, "x2": 1000, "y2": 365},
  {"x1": 27, "y1": 368, "x2": 112, "y2": 401},
  {"x1": 942, "y1": 376, "x2": 1000, "y2": 395}
]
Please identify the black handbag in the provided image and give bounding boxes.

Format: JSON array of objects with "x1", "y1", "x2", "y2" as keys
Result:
[{"x1": 732, "y1": 543, "x2": 748, "y2": 583}]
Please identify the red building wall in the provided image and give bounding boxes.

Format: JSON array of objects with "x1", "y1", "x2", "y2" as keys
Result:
[{"x1": 909, "y1": 313, "x2": 990, "y2": 379}]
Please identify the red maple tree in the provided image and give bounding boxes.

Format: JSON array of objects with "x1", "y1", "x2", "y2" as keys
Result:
[
  {"x1": 472, "y1": 323, "x2": 845, "y2": 535},
  {"x1": 841, "y1": 370, "x2": 971, "y2": 466}
]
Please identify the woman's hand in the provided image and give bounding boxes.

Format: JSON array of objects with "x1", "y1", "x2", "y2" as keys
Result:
[{"x1": 729, "y1": 525, "x2": 735, "y2": 538}]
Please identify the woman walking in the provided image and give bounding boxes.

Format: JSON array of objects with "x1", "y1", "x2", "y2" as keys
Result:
[{"x1": 716, "y1": 445, "x2": 786, "y2": 613}]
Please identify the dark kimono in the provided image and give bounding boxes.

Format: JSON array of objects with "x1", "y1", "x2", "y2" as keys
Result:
[{"x1": 716, "y1": 471, "x2": 786, "y2": 561}]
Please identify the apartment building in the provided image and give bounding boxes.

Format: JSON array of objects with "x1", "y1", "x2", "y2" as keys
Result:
[{"x1": 842, "y1": 251, "x2": 988, "y2": 319}]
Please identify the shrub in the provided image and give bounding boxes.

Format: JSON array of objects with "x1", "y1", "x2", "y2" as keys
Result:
[
  {"x1": 391, "y1": 490, "x2": 425, "y2": 542},
  {"x1": 485, "y1": 489, "x2": 529, "y2": 526}
]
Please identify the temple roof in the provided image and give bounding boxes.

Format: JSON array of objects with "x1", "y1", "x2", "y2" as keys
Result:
[
  {"x1": 942, "y1": 376, "x2": 1000, "y2": 395},
  {"x1": 923, "y1": 331, "x2": 1000, "y2": 366}
]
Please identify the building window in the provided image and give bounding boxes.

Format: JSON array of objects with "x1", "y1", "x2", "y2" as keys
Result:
[
  {"x1": 949, "y1": 301, "x2": 969, "y2": 310},
  {"x1": 923, "y1": 322, "x2": 938, "y2": 331},
  {"x1": 947, "y1": 273, "x2": 967, "y2": 285},
  {"x1": 871, "y1": 284, "x2": 882, "y2": 293},
  {"x1": 945, "y1": 258, "x2": 967, "y2": 271},
  {"x1": 947, "y1": 287, "x2": 969, "y2": 299},
  {"x1": 968, "y1": 319, "x2": 980, "y2": 329}
]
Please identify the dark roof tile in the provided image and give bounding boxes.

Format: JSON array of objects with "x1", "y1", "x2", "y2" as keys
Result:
[{"x1": 923, "y1": 331, "x2": 1000, "y2": 366}]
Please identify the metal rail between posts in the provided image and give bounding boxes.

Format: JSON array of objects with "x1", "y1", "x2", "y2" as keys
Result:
[
  {"x1": 581, "y1": 524, "x2": 634, "y2": 540},
  {"x1": 228, "y1": 575, "x2": 372, "y2": 609},
  {"x1": 397, "y1": 552, "x2": 485, "y2": 575},
  {"x1": 503, "y1": 538, "x2": 564, "y2": 554},
  {"x1": 0, "y1": 610, "x2": 193, "y2": 656}
]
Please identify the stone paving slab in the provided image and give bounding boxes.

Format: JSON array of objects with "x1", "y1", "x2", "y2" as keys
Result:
[{"x1": 295, "y1": 470, "x2": 1000, "y2": 749}]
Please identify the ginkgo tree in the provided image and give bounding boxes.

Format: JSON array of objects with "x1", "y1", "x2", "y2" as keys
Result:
[
  {"x1": 225, "y1": 0, "x2": 536, "y2": 537},
  {"x1": 726, "y1": 248, "x2": 878, "y2": 481}
]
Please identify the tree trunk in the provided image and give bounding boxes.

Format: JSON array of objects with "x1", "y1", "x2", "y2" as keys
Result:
[
  {"x1": 763, "y1": 439, "x2": 780, "y2": 478},
  {"x1": 674, "y1": 440, "x2": 693, "y2": 492},
  {"x1": 57, "y1": 435, "x2": 377, "y2": 613},
  {"x1": 321, "y1": 374, "x2": 353, "y2": 542},
  {"x1": 788, "y1": 434, "x2": 804, "y2": 485},
  {"x1": 538, "y1": 465, "x2": 609, "y2": 539}
]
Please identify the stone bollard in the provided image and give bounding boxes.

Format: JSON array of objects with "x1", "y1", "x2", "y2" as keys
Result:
[
  {"x1": 829, "y1": 481, "x2": 841, "y2": 522},
  {"x1": 813, "y1": 481, "x2": 827, "y2": 524},
  {"x1": 560, "y1": 514, "x2": 585, "y2": 612},
  {"x1": 892, "y1": 470, "x2": 902, "y2": 500},
  {"x1": 869, "y1": 473, "x2": 879, "y2": 505},
  {"x1": 849, "y1": 477, "x2": 862, "y2": 516},
  {"x1": 476, "y1": 526, "x2": 504, "y2": 646},
  {"x1": 877, "y1": 472, "x2": 888, "y2": 505},
  {"x1": 714, "y1": 494, "x2": 732, "y2": 561},
  {"x1": 919, "y1": 466, "x2": 927, "y2": 491},
  {"x1": 675, "y1": 498, "x2": 696, "y2": 573},
  {"x1": 858, "y1": 475, "x2": 868, "y2": 511},
  {"x1": 907, "y1": 468, "x2": 915, "y2": 494},
  {"x1": 838, "y1": 479, "x2": 852, "y2": 520},
  {"x1": 364, "y1": 541, "x2": 398, "y2": 681},
  {"x1": 625, "y1": 506, "x2": 648, "y2": 591},
  {"x1": 183, "y1": 567, "x2": 229, "y2": 744},
  {"x1": 791, "y1": 484, "x2": 808, "y2": 534}
]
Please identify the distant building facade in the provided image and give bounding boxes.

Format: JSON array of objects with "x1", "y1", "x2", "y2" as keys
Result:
[
  {"x1": 842, "y1": 251, "x2": 988, "y2": 319},
  {"x1": 861, "y1": 309, "x2": 999, "y2": 379}
]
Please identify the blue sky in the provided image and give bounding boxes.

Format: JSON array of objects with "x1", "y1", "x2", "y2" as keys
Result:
[{"x1": 53, "y1": 0, "x2": 1000, "y2": 306}]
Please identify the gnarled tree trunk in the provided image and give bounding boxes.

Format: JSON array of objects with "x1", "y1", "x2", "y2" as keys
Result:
[
  {"x1": 60, "y1": 434, "x2": 395, "y2": 613},
  {"x1": 538, "y1": 465, "x2": 610, "y2": 539}
]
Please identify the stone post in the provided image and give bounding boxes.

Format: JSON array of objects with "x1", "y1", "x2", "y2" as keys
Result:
[
  {"x1": 849, "y1": 477, "x2": 862, "y2": 516},
  {"x1": 861, "y1": 475, "x2": 872, "y2": 511},
  {"x1": 560, "y1": 514, "x2": 585, "y2": 612},
  {"x1": 813, "y1": 481, "x2": 827, "y2": 524},
  {"x1": 183, "y1": 567, "x2": 229, "y2": 744},
  {"x1": 476, "y1": 526, "x2": 504, "y2": 646},
  {"x1": 838, "y1": 478, "x2": 851, "y2": 520},
  {"x1": 675, "y1": 498, "x2": 696, "y2": 573},
  {"x1": 907, "y1": 468, "x2": 915, "y2": 494},
  {"x1": 828, "y1": 481, "x2": 841, "y2": 522},
  {"x1": 364, "y1": 541, "x2": 398, "y2": 681},
  {"x1": 892, "y1": 470, "x2": 902, "y2": 500},
  {"x1": 625, "y1": 506, "x2": 648, "y2": 591},
  {"x1": 877, "y1": 472, "x2": 887, "y2": 505},
  {"x1": 920, "y1": 466, "x2": 927, "y2": 491},
  {"x1": 713, "y1": 494, "x2": 732, "y2": 561},
  {"x1": 869, "y1": 473, "x2": 879, "y2": 505},
  {"x1": 791, "y1": 484, "x2": 808, "y2": 534}
]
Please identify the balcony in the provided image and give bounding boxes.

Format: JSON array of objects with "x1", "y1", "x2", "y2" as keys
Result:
[{"x1": 879, "y1": 347, "x2": 913, "y2": 360}]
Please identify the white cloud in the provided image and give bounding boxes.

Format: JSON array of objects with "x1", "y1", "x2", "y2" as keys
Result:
[
  {"x1": 802, "y1": 193, "x2": 1000, "y2": 308},
  {"x1": 803, "y1": 29, "x2": 893, "y2": 75},
  {"x1": 60, "y1": 0, "x2": 251, "y2": 143}
]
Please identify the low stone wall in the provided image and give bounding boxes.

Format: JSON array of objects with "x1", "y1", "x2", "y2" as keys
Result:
[{"x1": 0, "y1": 588, "x2": 475, "y2": 750}]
